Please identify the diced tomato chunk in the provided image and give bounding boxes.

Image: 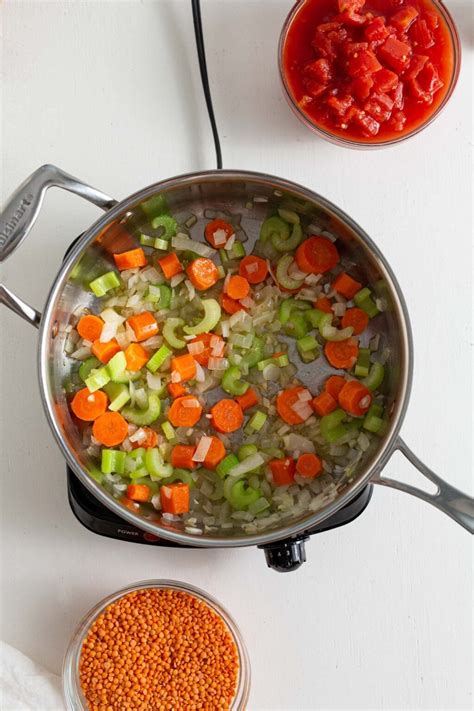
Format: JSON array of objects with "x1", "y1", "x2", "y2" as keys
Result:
[
  {"x1": 424, "y1": 10, "x2": 439, "y2": 31},
  {"x1": 352, "y1": 75, "x2": 374, "y2": 101},
  {"x1": 326, "y1": 94, "x2": 353, "y2": 117},
  {"x1": 338, "y1": 0, "x2": 365, "y2": 13},
  {"x1": 351, "y1": 110, "x2": 380, "y2": 136},
  {"x1": 344, "y1": 41, "x2": 369, "y2": 56},
  {"x1": 364, "y1": 16, "x2": 390, "y2": 42},
  {"x1": 304, "y1": 79, "x2": 327, "y2": 98},
  {"x1": 373, "y1": 67, "x2": 399, "y2": 92},
  {"x1": 312, "y1": 31, "x2": 337, "y2": 60},
  {"x1": 336, "y1": 10, "x2": 368, "y2": 26},
  {"x1": 347, "y1": 50, "x2": 382, "y2": 78},
  {"x1": 392, "y1": 80, "x2": 404, "y2": 109},
  {"x1": 406, "y1": 77, "x2": 432, "y2": 103},
  {"x1": 418, "y1": 62, "x2": 443, "y2": 94},
  {"x1": 364, "y1": 92, "x2": 394, "y2": 122},
  {"x1": 410, "y1": 19, "x2": 434, "y2": 49},
  {"x1": 317, "y1": 22, "x2": 344, "y2": 33},
  {"x1": 390, "y1": 5, "x2": 418, "y2": 31},
  {"x1": 389, "y1": 110, "x2": 407, "y2": 131},
  {"x1": 305, "y1": 58, "x2": 332, "y2": 84},
  {"x1": 405, "y1": 54, "x2": 429, "y2": 80},
  {"x1": 378, "y1": 37, "x2": 412, "y2": 72}
]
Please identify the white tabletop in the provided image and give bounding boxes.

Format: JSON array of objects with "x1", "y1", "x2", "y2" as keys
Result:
[{"x1": 1, "y1": 1, "x2": 472, "y2": 709}]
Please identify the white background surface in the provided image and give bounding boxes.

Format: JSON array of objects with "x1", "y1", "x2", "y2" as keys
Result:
[{"x1": 1, "y1": 1, "x2": 472, "y2": 709}]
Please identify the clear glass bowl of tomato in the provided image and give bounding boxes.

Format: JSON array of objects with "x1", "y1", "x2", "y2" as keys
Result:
[{"x1": 278, "y1": 0, "x2": 460, "y2": 148}]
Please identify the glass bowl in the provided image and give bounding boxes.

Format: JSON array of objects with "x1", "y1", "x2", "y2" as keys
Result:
[
  {"x1": 63, "y1": 579, "x2": 251, "y2": 710},
  {"x1": 278, "y1": 0, "x2": 461, "y2": 149}
]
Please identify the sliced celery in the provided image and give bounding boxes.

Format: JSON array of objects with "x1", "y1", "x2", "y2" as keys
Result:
[
  {"x1": 139, "y1": 234, "x2": 155, "y2": 247},
  {"x1": 141, "y1": 194, "x2": 168, "y2": 218},
  {"x1": 246, "y1": 410, "x2": 267, "y2": 432},
  {"x1": 240, "y1": 335, "x2": 264, "y2": 369},
  {"x1": 299, "y1": 348, "x2": 319, "y2": 363},
  {"x1": 277, "y1": 208, "x2": 300, "y2": 225},
  {"x1": 354, "y1": 287, "x2": 380, "y2": 318},
  {"x1": 222, "y1": 366, "x2": 249, "y2": 396},
  {"x1": 163, "y1": 318, "x2": 185, "y2": 349},
  {"x1": 183, "y1": 298, "x2": 221, "y2": 335},
  {"x1": 160, "y1": 468, "x2": 195, "y2": 488},
  {"x1": 320, "y1": 324, "x2": 354, "y2": 342},
  {"x1": 79, "y1": 357, "x2": 100, "y2": 383},
  {"x1": 101, "y1": 449, "x2": 126, "y2": 474},
  {"x1": 237, "y1": 444, "x2": 258, "y2": 461},
  {"x1": 145, "y1": 448, "x2": 173, "y2": 480},
  {"x1": 151, "y1": 214, "x2": 177, "y2": 239},
  {"x1": 89, "y1": 271, "x2": 120, "y2": 297},
  {"x1": 320, "y1": 409, "x2": 347, "y2": 443},
  {"x1": 259, "y1": 215, "x2": 290, "y2": 244},
  {"x1": 216, "y1": 454, "x2": 239, "y2": 479},
  {"x1": 363, "y1": 403, "x2": 384, "y2": 433},
  {"x1": 278, "y1": 297, "x2": 311, "y2": 324},
  {"x1": 158, "y1": 284, "x2": 172, "y2": 309},
  {"x1": 229, "y1": 479, "x2": 261, "y2": 510},
  {"x1": 297, "y1": 334, "x2": 319, "y2": 353},
  {"x1": 284, "y1": 312, "x2": 308, "y2": 339},
  {"x1": 232, "y1": 241, "x2": 246, "y2": 258},
  {"x1": 248, "y1": 496, "x2": 270, "y2": 515},
  {"x1": 104, "y1": 382, "x2": 130, "y2": 411},
  {"x1": 161, "y1": 421, "x2": 177, "y2": 441},
  {"x1": 147, "y1": 345, "x2": 172, "y2": 373},
  {"x1": 273, "y1": 222, "x2": 302, "y2": 252},
  {"x1": 362, "y1": 362, "x2": 385, "y2": 391},
  {"x1": 273, "y1": 353, "x2": 289, "y2": 367},
  {"x1": 305, "y1": 308, "x2": 326, "y2": 328},
  {"x1": 275, "y1": 254, "x2": 304, "y2": 290},
  {"x1": 85, "y1": 366, "x2": 110, "y2": 393},
  {"x1": 354, "y1": 348, "x2": 371, "y2": 378},
  {"x1": 154, "y1": 237, "x2": 168, "y2": 251},
  {"x1": 107, "y1": 351, "x2": 127, "y2": 381},
  {"x1": 121, "y1": 393, "x2": 161, "y2": 425}
]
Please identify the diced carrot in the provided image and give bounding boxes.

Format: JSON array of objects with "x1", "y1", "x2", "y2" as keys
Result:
[
  {"x1": 276, "y1": 387, "x2": 307, "y2": 425},
  {"x1": 226, "y1": 275, "x2": 250, "y2": 300},
  {"x1": 158, "y1": 253, "x2": 183, "y2": 279},
  {"x1": 92, "y1": 411, "x2": 128, "y2": 446},
  {"x1": 188, "y1": 333, "x2": 213, "y2": 366},
  {"x1": 168, "y1": 396, "x2": 203, "y2": 427},
  {"x1": 203, "y1": 436, "x2": 226, "y2": 469},
  {"x1": 113, "y1": 248, "x2": 147, "y2": 271},
  {"x1": 325, "y1": 375, "x2": 346, "y2": 399},
  {"x1": 210, "y1": 399, "x2": 244, "y2": 433},
  {"x1": 186, "y1": 258, "x2": 219, "y2": 291},
  {"x1": 170, "y1": 354, "x2": 196, "y2": 382},
  {"x1": 295, "y1": 237, "x2": 339, "y2": 274},
  {"x1": 235, "y1": 387, "x2": 259, "y2": 411},
  {"x1": 312, "y1": 391, "x2": 337, "y2": 417},
  {"x1": 314, "y1": 296, "x2": 333, "y2": 314},
  {"x1": 296, "y1": 453, "x2": 322, "y2": 478},
  {"x1": 338, "y1": 380, "x2": 372, "y2": 416},
  {"x1": 333, "y1": 272, "x2": 362, "y2": 299},
  {"x1": 120, "y1": 496, "x2": 140, "y2": 512},
  {"x1": 239, "y1": 255, "x2": 268, "y2": 284},
  {"x1": 341, "y1": 307, "x2": 369, "y2": 335},
  {"x1": 221, "y1": 293, "x2": 247, "y2": 315},
  {"x1": 125, "y1": 343, "x2": 149, "y2": 371},
  {"x1": 325, "y1": 338, "x2": 359, "y2": 370},
  {"x1": 126, "y1": 483, "x2": 151, "y2": 502},
  {"x1": 167, "y1": 382, "x2": 187, "y2": 398},
  {"x1": 127, "y1": 312, "x2": 159, "y2": 342},
  {"x1": 91, "y1": 338, "x2": 121, "y2": 364},
  {"x1": 160, "y1": 483, "x2": 190, "y2": 515},
  {"x1": 269, "y1": 457, "x2": 296, "y2": 486},
  {"x1": 204, "y1": 219, "x2": 234, "y2": 248},
  {"x1": 171, "y1": 444, "x2": 197, "y2": 469},
  {"x1": 77, "y1": 314, "x2": 104, "y2": 342},
  {"x1": 71, "y1": 388, "x2": 108, "y2": 421},
  {"x1": 131, "y1": 427, "x2": 158, "y2": 449}
]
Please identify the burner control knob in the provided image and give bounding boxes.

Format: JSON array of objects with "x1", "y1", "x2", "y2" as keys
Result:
[{"x1": 260, "y1": 536, "x2": 308, "y2": 573}]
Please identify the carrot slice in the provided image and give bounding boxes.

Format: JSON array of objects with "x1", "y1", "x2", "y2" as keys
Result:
[
  {"x1": 168, "y1": 396, "x2": 203, "y2": 427},
  {"x1": 211, "y1": 399, "x2": 244, "y2": 433},
  {"x1": 160, "y1": 483, "x2": 190, "y2": 514},
  {"x1": 126, "y1": 484, "x2": 151, "y2": 502},
  {"x1": 186, "y1": 258, "x2": 219, "y2": 291},
  {"x1": 333, "y1": 272, "x2": 362, "y2": 299},
  {"x1": 77, "y1": 314, "x2": 104, "y2": 342},
  {"x1": 71, "y1": 388, "x2": 108, "y2": 421},
  {"x1": 127, "y1": 312, "x2": 159, "y2": 342},
  {"x1": 276, "y1": 386, "x2": 307, "y2": 425},
  {"x1": 113, "y1": 248, "x2": 147, "y2": 271},
  {"x1": 235, "y1": 387, "x2": 259, "y2": 411},
  {"x1": 338, "y1": 380, "x2": 372, "y2": 416},
  {"x1": 269, "y1": 457, "x2": 296, "y2": 486},
  {"x1": 92, "y1": 411, "x2": 128, "y2": 446},
  {"x1": 158, "y1": 253, "x2": 183, "y2": 279},
  {"x1": 296, "y1": 453, "x2": 322, "y2": 478},
  {"x1": 171, "y1": 444, "x2": 197, "y2": 469},
  {"x1": 239, "y1": 255, "x2": 268, "y2": 284},
  {"x1": 167, "y1": 382, "x2": 187, "y2": 399},
  {"x1": 203, "y1": 436, "x2": 226, "y2": 469},
  {"x1": 188, "y1": 333, "x2": 213, "y2": 366},
  {"x1": 171, "y1": 354, "x2": 196, "y2": 382},
  {"x1": 131, "y1": 427, "x2": 158, "y2": 449},
  {"x1": 325, "y1": 338, "x2": 359, "y2": 370},
  {"x1": 312, "y1": 391, "x2": 337, "y2": 417},
  {"x1": 325, "y1": 375, "x2": 346, "y2": 399},
  {"x1": 295, "y1": 236, "x2": 339, "y2": 274},
  {"x1": 204, "y1": 219, "x2": 234, "y2": 248},
  {"x1": 91, "y1": 338, "x2": 121, "y2": 364},
  {"x1": 125, "y1": 343, "x2": 149, "y2": 371},
  {"x1": 341, "y1": 307, "x2": 369, "y2": 335},
  {"x1": 226, "y1": 275, "x2": 250, "y2": 300},
  {"x1": 221, "y1": 293, "x2": 247, "y2": 315},
  {"x1": 314, "y1": 296, "x2": 333, "y2": 314}
]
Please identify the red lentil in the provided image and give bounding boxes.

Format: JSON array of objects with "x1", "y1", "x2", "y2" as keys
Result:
[{"x1": 79, "y1": 588, "x2": 239, "y2": 710}]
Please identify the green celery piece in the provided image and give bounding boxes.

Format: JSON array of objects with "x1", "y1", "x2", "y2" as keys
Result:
[
  {"x1": 161, "y1": 421, "x2": 177, "y2": 441},
  {"x1": 320, "y1": 324, "x2": 354, "y2": 342},
  {"x1": 154, "y1": 237, "x2": 168, "y2": 251},
  {"x1": 273, "y1": 353, "x2": 289, "y2": 367},
  {"x1": 262, "y1": 447, "x2": 284, "y2": 459},
  {"x1": 121, "y1": 393, "x2": 161, "y2": 425},
  {"x1": 219, "y1": 249, "x2": 230, "y2": 267},
  {"x1": 145, "y1": 448, "x2": 173, "y2": 480},
  {"x1": 354, "y1": 348, "x2": 371, "y2": 378},
  {"x1": 240, "y1": 336, "x2": 264, "y2": 369},
  {"x1": 320, "y1": 409, "x2": 347, "y2": 443},
  {"x1": 139, "y1": 234, "x2": 155, "y2": 247},
  {"x1": 158, "y1": 284, "x2": 172, "y2": 309},
  {"x1": 85, "y1": 366, "x2": 110, "y2": 393},
  {"x1": 362, "y1": 362, "x2": 385, "y2": 391},
  {"x1": 160, "y1": 468, "x2": 195, "y2": 488},
  {"x1": 232, "y1": 241, "x2": 246, "y2": 258},
  {"x1": 89, "y1": 271, "x2": 120, "y2": 297},
  {"x1": 216, "y1": 454, "x2": 240, "y2": 479},
  {"x1": 237, "y1": 444, "x2": 258, "y2": 461},
  {"x1": 129, "y1": 447, "x2": 146, "y2": 462},
  {"x1": 162, "y1": 318, "x2": 185, "y2": 349},
  {"x1": 221, "y1": 366, "x2": 249, "y2": 396},
  {"x1": 101, "y1": 449, "x2": 126, "y2": 474},
  {"x1": 297, "y1": 334, "x2": 319, "y2": 353},
  {"x1": 248, "y1": 496, "x2": 270, "y2": 515},
  {"x1": 272, "y1": 222, "x2": 302, "y2": 252},
  {"x1": 363, "y1": 413, "x2": 384, "y2": 433},
  {"x1": 246, "y1": 410, "x2": 267, "y2": 432},
  {"x1": 278, "y1": 297, "x2": 311, "y2": 324},
  {"x1": 259, "y1": 215, "x2": 290, "y2": 244},
  {"x1": 354, "y1": 288, "x2": 380, "y2": 318},
  {"x1": 147, "y1": 345, "x2": 172, "y2": 373},
  {"x1": 183, "y1": 299, "x2": 221, "y2": 335},
  {"x1": 104, "y1": 382, "x2": 130, "y2": 411},
  {"x1": 285, "y1": 312, "x2": 308, "y2": 339},
  {"x1": 79, "y1": 357, "x2": 100, "y2": 383},
  {"x1": 129, "y1": 468, "x2": 150, "y2": 480},
  {"x1": 277, "y1": 208, "x2": 300, "y2": 225},
  {"x1": 107, "y1": 351, "x2": 127, "y2": 381},
  {"x1": 151, "y1": 214, "x2": 177, "y2": 240},
  {"x1": 275, "y1": 254, "x2": 304, "y2": 290},
  {"x1": 305, "y1": 308, "x2": 326, "y2": 328},
  {"x1": 88, "y1": 466, "x2": 103, "y2": 484},
  {"x1": 299, "y1": 348, "x2": 319, "y2": 363},
  {"x1": 110, "y1": 370, "x2": 141, "y2": 384},
  {"x1": 141, "y1": 194, "x2": 168, "y2": 218},
  {"x1": 229, "y1": 480, "x2": 261, "y2": 510}
]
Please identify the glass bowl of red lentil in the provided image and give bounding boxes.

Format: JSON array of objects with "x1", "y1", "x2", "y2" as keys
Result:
[
  {"x1": 63, "y1": 580, "x2": 250, "y2": 710},
  {"x1": 278, "y1": 0, "x2": 461, "y2": 148}
]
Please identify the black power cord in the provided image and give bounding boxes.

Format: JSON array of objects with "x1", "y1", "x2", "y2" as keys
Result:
[{"x1": 191, "y1": 0, "x2": 223, "y2": 169}]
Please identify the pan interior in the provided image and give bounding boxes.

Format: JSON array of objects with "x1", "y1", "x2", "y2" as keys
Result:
[{"x1": 41, "y1": 172, "x2": 410, "y2": 544}]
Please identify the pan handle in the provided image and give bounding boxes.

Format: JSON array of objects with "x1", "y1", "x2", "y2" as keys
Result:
[
  {"x1": 373, "y1": 437, "x2": 473, "y2": 534},
  {"x1": 0, "y1": 164, "x2": 117, "y2": 328}
]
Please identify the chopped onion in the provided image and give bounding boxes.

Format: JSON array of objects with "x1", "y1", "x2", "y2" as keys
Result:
[
  {"x1": 115, "y1": 331, "x2": 131, "y2": 349},
  {"x1": 100, "y1": 307, "x2": 125, "y2": 324},
  {"x1": 125, "y1": 322, "x2": 137, "y2": 342},
  {"x1": 172, "y1": 234, "x2": 215, "y2": 257},
  {"x1": 195, "y1": 361, "x2": 206, "y2": 383},
  {"x1": 211, "y1": 340, "x2": 225, "y2": 357},
  {"x1": 140, "y1": 335, "x2": 162, "y2": 348},
  {"x1": 228, "y1": 453, "x2": 265, "y2": 476},
  {"x1": 229, "y1": 310, "x2": 244, "y2": 328},
  {"x1": 297, "y1": 389, "x2": 312, "y2": 402},
  {"x1": 212, "y1": 229, "x2": 228, "y2": 247},
  {"x1": 321, "y1": 229, "x2": 336, "y2": 242},
  {"x1": 220, "y1": 320, "x2": 230, "y2": 338},
  {"x1": 188, "y1": 340, "x2": 205, "y2": 355},
  {"x1": 332, "y1": 302, "x2": 346, "y2": 317},
  {"x1": 208, "y1": 357, "x2": 228, "y2": 370},
  {"x1": 224, "y1": 234, "x2": 236, "y2": 250},
  {"x1": 263, "y1": 364, "x2": 280, "y2": 381},
  {"x1": 283, "y1": 433, "x2": 315, "y2": 454},
  {"x1": 100, "y1": 321, "x2": 118, "y2": 342},
  {"x1": 146, "y1": 372, "x2": 163, "y2": 390},
  {"x1": 239, "y1": 296, "x2": 255, "y2": 309},
  {"x1": 192, "y1": 436, "x2": 213, "y2": 462},
  {"x1": 253, "y1": 196, "x2": 268, "y2": 203},
  {"x1": 291, "y1": 400, "x2": 313, "y2": 421},
  {"x1": 246, "y1": 262, "x2": 258, "y2": 274},
  {"x1": 130, "y1": 428, "x2": 147, "y2": 443},
  {"x1": 171, "y1": 370, "x2": 182, "y2": 383},
  {"x1": 70, "y1": 346, "x2": 91, "y2": 360},
  {"x1": 140, "y1": 266, "x2": 162, "y2": 283},
  {"x1": 304, "y1": 273, "x2": 321, "y2": 285},
  {"x1": 277, "y1": 424, "x2": 290, "y2": 436},
  {"x1": 288, "y1": 265, "x2": 307, "y2": 280},
  {"x1": 182, "y1": 398, "x2": 201, "y2": 408},
  {"x1": 170, "y1": 273, "x2": 185, "y2": 288},
  {"x1": 184, "y1": 279, "x2": 195, "y2": 301}
]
